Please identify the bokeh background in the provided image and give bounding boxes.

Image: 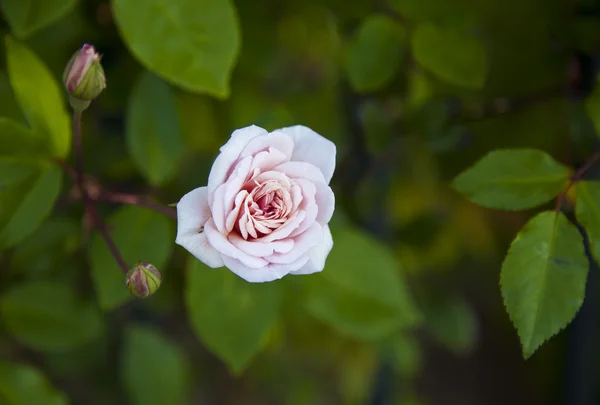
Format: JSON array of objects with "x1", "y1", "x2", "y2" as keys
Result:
[{"x1": 0, "y1": 0, "x2": 600, "y2": 404}]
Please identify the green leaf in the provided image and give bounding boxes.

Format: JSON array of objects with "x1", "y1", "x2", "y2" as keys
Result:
[
  {"x1": 452, "y1": 149, "x2": 570, "y2": 210},
  {"x1": 0, "y1": 361, "x2": 67, "y2": 405},
  {"x1": 185, "y1": 259, "x2": 282, "y2": 374},
  {"x1": 306, "y1": 224, "x2": 421, "y2": 341},
  {"x1": 122, "y1": 326, "x2": 189, "y2": 405},
  {"x1": 126, "y1": 72, "x2": 184, "y2": 186},
  {"x1": 0, "y1": 163, "x2": 62, "y2": 249},
  {"x1": 424, "y1": 296, "x2": 478, "y2": 355},
  {"x1": 1, "y1": 0, "x2": 77, "y2": 39},
  {"x1": 575, "y1": 181, "x2": 600, "y2": 263},
  {"x1": 345, "y1": 14, "x2": 406, "y2": 93},
  {"x1": 411, "y1": 24, "x2": 487, "y2": 89},
  {"x1": 0, "y1": 281, "x2": 105, "y2": 351},
  {"x1": 90, "y1": 206, "x2": 174, "y2": 311},
  {"x1": 174, "y1": 90, "x2": 222, "y2": 153},
  {"x1": 112, "y1": 0, "x2": 241, "y2": 98},
  {"x1": 0, "y1": 118, "x2": 45, "y2": 157},
  {"x1": 501, "y1": 211, "x2": 588, "y2": 358},
  {"x1": 5, "y1": 36, "x2": 71, "y2": 158}
]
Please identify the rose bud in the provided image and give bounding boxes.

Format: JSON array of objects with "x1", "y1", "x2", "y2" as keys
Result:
[
  {"x1": 125, "y1": 262, "x2": 162, "y2": 298},
  {"x1": 62, "y1": 44, "x2": 106, "y2": 111}
]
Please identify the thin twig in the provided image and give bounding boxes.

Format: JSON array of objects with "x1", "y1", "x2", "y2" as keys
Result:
[
  {"x1": 72, "y1": 111, "x2": 129, "y2": 274},
  {"x1": 99, "y1": 190, "x2": 177, "y2": 219},
  {"x1": 555, "y1": 150, "x2": 600, "y2": 213}
]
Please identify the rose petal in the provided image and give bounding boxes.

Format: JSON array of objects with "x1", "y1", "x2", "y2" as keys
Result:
[
  {"x1": 222, "y1": 256, "x2": 284, "y2": 283},
  {"x1": 274, "y1": 161, "x2": 327, "y2": 184},
  {"x1": 212, "y1": 156, "x2": 253, "y2": 233},
  {"x1": 274, "y1": 125, "x2": 336, "y2": 184},
  {"x1": 175, "y1": 187, "x2": 224, "y2": 268},
  {"x1": 240, "y1": 132, "x2": 294, "y2": 160},
  {"x1": 291, "y1": 225, "x2": 333, "y2": 275},
  {"x1": 288, "y1": 179, "x2": 318, "y2": 238},
  {"x1": 204, "y1": 219, "x2": 268, "y2": 268},
  {"x1": 265, "y1": 223, "x2": 323, "y2": 264},
  {"x1": 229, "y1": 233, "x2": 294, "y2": 257},
  {"x1": 259, "y1": 210, "x2": 306, "y2": 242},
  {"x1": 250, "y1": 147, "x2": 288, "y2": 174},
  {"x1": 207, "y1": 125, "x2": 268, "y2": 202},
  {"x1": 314, "y1": 182, "x2": 335, "y2": 225}
]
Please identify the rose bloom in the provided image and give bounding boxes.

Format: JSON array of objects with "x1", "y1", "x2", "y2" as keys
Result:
[{"x1": 176, "y1": 125, "x2": 336, "y2": 282}]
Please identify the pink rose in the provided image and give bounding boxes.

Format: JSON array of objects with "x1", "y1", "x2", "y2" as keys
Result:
[{"x1": 176, "y1": 125, "x2": 336, "y2": 282}]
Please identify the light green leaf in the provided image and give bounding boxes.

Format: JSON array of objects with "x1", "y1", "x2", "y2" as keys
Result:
[
  {"x1": 122, "y1": 326, "x2": 189, "y2": 405},
  {"x1": 575, "y1": 181, "x2": 600, "y2": 263},
  {"x1": 126, "y1": 72, "x2": 184, "y2": 186},
  {"x1": 1, "y1": 0, "x2": 77, "y2": 39},
  {"x1": 501, "y1": 211, "x2": 588, "y2": 358},
  {"x1": 112, "y1": 0, "x2": 241, "y2": 98},
  {"x1": 345, "y1": 14, "x2": 406, "y2": 92},
  {"x1": 5, "y1": 36, "x2": 71, "y2": 158},
  {"x1": 411, "y1": 24, "x2": 487, "y2": 89},
  {"x1": 0, "y1": 361, "x2": 68, "y2": 405},
  {"x1": 174, "y1": 90, "x2": 222, "y2": 153},
  {"x1": 452, "y1": 149, "x2": 570, "y2": 210},
  {"x1": 306, "y1": 224, "x2": 420, "y2": 341},
  {"x1": 0, "y1": 118, "x2": 45, "y2": 157},
  {"x1": 185, "y1": 259, "x2": 282, "y2": 374},
  {"x1": 424, "y1": 296, "x2": 478, "y2": 355},
  {"x1": 0, "y1": 281, "x2": 105, "y2": 351},
  {"x1": 90, "y1": 206, "x2": 174, "y2": 311},
  {"x1": 0, "y1": 163, "x2": 62, "y2": 249}
]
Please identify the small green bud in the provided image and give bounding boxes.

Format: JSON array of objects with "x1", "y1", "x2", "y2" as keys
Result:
[
  {"x1": 63, "y1": 44, "x2": 106, "y2": 111},
  {"x1": 125, "y1": 262, "x2": 162, "y2": 298}
]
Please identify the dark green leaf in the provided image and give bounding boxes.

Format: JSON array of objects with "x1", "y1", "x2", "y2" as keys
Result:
[
  {"x1": 185, "y1": 259, "x2": 282, "y2": 374},
  {"x1": 452, "y1": 149, "x2": 570, "y2": 210},
  {"x1": 424, "y1": 296, "x2": 478, "y2": 355},
  {"x1": 0, "y1": 281, "x2": 105, "y2": 351},
  {"x1": 1, "y1": 0, "x2": 76, "y2": 39},
  {"x1": 0, "y1": 361, "x2": 67, "y2": 405},
  {"x1": 122, "y1": 326, "x2": 189, "y2": 405},
  {"x1": 411, "y1": 23, "x2": 487, "y2": 89},
  {"x1": 501, "y1": 211, "x2": 588, "y2": 358},
  {"x1": 5, "y1": 36, "x2": 71, "y2": 158},
  {"x1": 0, "y1": 118, "x2": 45, "y2": 157},
  {"x1": 126, "y1": 72, "x2": 184, "y2": 186},
  {"x1": 306, "y1": 224, "x2": 421, "y2": 341},
  {"x1": 174, "y1": 90, "x2": 222, "y2": 153},
  {"x1": 345, "y1": 15, "x2": 406, "y2": 92},
  {"x1": 575, "y1": 181, "x2": 600, "y2": 263},
  {"x1": 113, "y1": 0, "x2": 241, "y2": 98},
  {"x1": 90, "y1": 206, "x2": 174, "y2": 311},
  {"x1": 0, "y1": 163, "x2": 62, "y2": 249}
]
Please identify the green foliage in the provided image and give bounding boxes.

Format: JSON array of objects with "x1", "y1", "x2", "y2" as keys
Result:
[
  {"x1": 0, "y1": 361, "x2": 68, "y2": 405},
  {"x1": 90, "y1": 206, "x2": 174, "y2": 311},
  {"x1": 112, "y1": 0, "x2": 241, "y2": 98},
  {"x1": 423, "y1": 295, "x2": 478, "y2": 355},
  {"x1": 126, "y1": 72, "x2": 184, "y2": 186},
  {"x1": 452, "y1": 149, "x2": 570, "y2": 210},
  {"x1": 306, "y1": 224, "x2": 421, "y2": 341},
  {"x1": 411, "y1": 24, "x2": 487, "y2": 89},
  {"x1": 345, "y1": 15, "x2": 406, "y2": 93},
  {"x1": 575, "y1": 181, "x2": 600, "y2": 263},
  {"x1": 0, "y1": 281, "x2": 105, "y2": 352},
  {"x1": 5, "y1": 36, "x2": 71, "y2": 158},
  {"x1": 0, "y1": 0, "x2": 76, "y2": 39},
  {"x1": 501, "y1": 211, "x2": 588, "y2": 358},
  {"x1": 122, "y1": 325, "x2": 190, "y2": 405},
  {"x1": 185, "y1": 259, "x2": 282, "y2": 374}
]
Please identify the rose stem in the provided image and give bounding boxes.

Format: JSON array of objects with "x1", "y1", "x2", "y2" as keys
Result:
[
  {"x1": 73, "y1": 110, "x2": 129, "y2": 274},
  {"x1": 98, "y1": 190, "x2": 177, "y2": 219},
  {"x1": 555, "y1": 149, "x2": 600, "y2": 213}
]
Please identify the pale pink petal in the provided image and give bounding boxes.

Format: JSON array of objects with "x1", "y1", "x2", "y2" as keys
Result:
[
  {"x1": 225, "y1": 190, "x2": 248, "y2": 232},
  {"x1": 222, "y1": 256, "x2": 285, "y2": 283},
  {"x1": 212, "y1": 156, "x2": 252, "y2": 233},
  {"x1": 288, "y1": 179, "x2": 318, "y2": 238},
  {"x1": 265, "y1": 223, "x2": 323, "y2": 264},
  {"x1": 274, "y1": 161, "x2": 326, "y2": 184},
  {"x1": 267, "y1": 255, "x2": 310, "y2": 275},
  {"x1": 273, "y1": 125, "x2": 336, "y2": 184},
  {"x1": 240, "y1": 132, "x2": 294, "y2": 160},
  {"x1": 175, "y1": 187, "x2": 224, "y2": 268},
  {"x1": 259, "y1": 210, "x2": 306, "y2": 242},
  {"x1": 291, "y1": 225, "x2": 333, "y2": 275},
  {"x1": 250, "y1": 147, "x2": 288, "y2": 174},
  {"x1": 229, "y1": 233, "x2": 294, "y2": 257},
  {"x1": 207, "y1": 125, "x2": 268, "y2": 201},
  {"x1": 314, "y1": 182, "x2": 335, "y2": 225},
  {"x1": 204, "y1": 219, "x2": 268, "y2": 269},
  {"x1": 253, "y1": 171, "x2": 292, "y2": 188}
]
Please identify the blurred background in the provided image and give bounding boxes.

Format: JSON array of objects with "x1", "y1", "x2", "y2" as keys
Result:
[{"x1": 0, "y1": 0, "x2": 600, "y2": 404}]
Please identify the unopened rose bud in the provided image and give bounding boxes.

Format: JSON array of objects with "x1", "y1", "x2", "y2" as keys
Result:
[
  {"x1": 63, "y1": 44, "x2": 106, "y2": 111},
  {"x1": 125, "y1": 262, "x2": 162, "y2": 298}
]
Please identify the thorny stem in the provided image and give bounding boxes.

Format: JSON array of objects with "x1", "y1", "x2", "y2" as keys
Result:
[
  {"x1": 73, "y1": 111, "x2": 129, "y2": 274},
  {"x1": 555, "y1": 149, "x2": 600, "y2": 213}
]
